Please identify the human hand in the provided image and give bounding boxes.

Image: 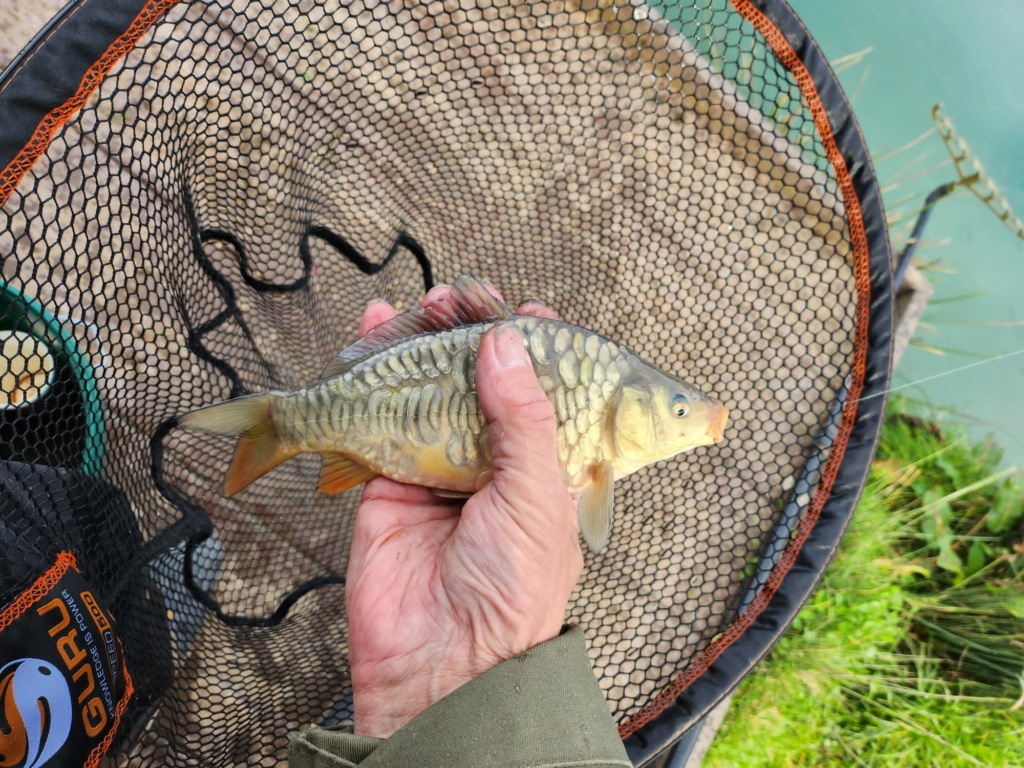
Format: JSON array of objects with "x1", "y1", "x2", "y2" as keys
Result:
[{"x1": 344, "y1": 285, "x2": 585, "y2": 738}]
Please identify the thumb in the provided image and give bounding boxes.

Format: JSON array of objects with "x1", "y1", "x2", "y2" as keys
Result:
[{"x1": 474, "y1": 324, "x2": 571, "y2": 525}]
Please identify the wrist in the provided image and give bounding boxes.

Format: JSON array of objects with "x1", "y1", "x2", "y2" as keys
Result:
[
  {"x1": 351, "y1": 625, "x2": 570, "y2": 737},
  {"x1": 351, "y1": 657, "x2": 479, "y2": 738}
]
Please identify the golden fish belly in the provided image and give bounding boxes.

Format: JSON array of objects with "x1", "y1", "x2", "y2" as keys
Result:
[{"x1": 273, "y1": 316, "x2": 633, "y2": 492}]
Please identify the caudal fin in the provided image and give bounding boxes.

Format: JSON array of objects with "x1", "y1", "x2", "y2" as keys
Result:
[{"x1": 179, "y1": 393, "x2": 298, "y2": 496}]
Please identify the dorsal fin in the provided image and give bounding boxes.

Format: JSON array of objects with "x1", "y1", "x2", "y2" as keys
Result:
[
  {"x1": 320, "y1": 275, "x2": 514, "y2": 380},
  {"x1": 449, "y1": 275, "x2": 514, "y2": 323}
]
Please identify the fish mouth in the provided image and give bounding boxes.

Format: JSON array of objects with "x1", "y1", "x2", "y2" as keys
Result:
[{"x1": 706, "y1": 406, "x2": 729, "y2": 443}]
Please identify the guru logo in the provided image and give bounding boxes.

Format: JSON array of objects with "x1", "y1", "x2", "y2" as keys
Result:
[
  {"x1": 37, "y1": 593, "x2": 113, "y2": 739},
  {"x1": 0, "y1": 658, "x2": 73, "y2": 768}
]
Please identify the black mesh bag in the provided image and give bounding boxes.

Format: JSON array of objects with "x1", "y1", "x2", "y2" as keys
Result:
[{"x1": 0, "y1": 0, "x2": 892, "y2": 764}]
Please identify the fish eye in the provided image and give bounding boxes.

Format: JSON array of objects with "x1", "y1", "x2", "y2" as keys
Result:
[{"x1": 672, "y1": 393, "x2": 689, "y2": 418}]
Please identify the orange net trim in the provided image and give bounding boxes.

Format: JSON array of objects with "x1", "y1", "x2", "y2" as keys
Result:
[{"x1": 0, "y1": 550, "x2": 76, "y2": 629}]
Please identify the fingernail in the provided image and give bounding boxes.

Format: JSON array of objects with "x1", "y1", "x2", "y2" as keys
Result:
[
  {"x1": 479, "y1": 279, "x2": 504, "y2": 301},
  {"x1": 493, "y1": 326, "x2": 528, "y2": 368}
]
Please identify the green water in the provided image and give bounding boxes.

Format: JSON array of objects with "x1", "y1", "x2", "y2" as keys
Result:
[{"x1": 785, "y1": 0, "x2": 1024, "y2": 466}]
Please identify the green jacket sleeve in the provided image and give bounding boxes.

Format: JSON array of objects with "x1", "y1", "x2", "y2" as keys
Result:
[{"x1": 289, "y1": 625, "x2": 631, "y2": 768}]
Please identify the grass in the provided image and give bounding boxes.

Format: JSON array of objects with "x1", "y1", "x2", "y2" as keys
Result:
[{"x1": 704, "y1": 398, "x2": 1024, "y2": 767}]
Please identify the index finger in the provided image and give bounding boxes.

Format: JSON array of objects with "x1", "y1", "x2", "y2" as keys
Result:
[
  {"x1": 516, "y1": 299, "x2": 559, "y2": 321},
  {"x1": 423, "y1": 280, "x2": 561, "y2": 323},
  {"x1": 359, "y1": 300, "x2": 397, "y2": 336}
]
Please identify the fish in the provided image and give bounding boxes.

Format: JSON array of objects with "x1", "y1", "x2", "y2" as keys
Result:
[{"x1": 179, "y1": 275, "x2": 728, "y2": 553}]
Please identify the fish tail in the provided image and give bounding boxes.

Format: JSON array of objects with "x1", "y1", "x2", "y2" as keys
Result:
[{"x1": 179, "y1": 393, "x2": 298, "y2": 496}]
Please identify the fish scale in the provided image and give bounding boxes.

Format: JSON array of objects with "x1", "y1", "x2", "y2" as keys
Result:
[
  {"x1": 275, "y1": 317, "x2": 626, "y2": 490},
  {"x1": 180, "y1": 275, "x2": 727, "y2": 553}
]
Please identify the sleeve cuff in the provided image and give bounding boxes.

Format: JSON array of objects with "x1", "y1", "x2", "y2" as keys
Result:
[{"x1": 289, "y1": 625, "x2": 631, "y2": 768}]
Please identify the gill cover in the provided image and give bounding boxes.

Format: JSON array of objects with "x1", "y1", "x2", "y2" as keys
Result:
[
  {"x1": 609, "y1": 380, "x2": 659, "y2": 470},
  {"x1": 609, "y1": 364, "x2": 725, "y2": 473}
]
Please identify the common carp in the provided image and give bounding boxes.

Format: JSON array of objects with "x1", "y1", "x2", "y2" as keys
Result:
[{"x1": 179, "y1": 276, "x2": 727, "y2": 552}]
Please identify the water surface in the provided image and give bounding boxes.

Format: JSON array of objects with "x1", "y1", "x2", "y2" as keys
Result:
[{"x1": 787, "y1": 0, "x2": 1024, "y2": 465}]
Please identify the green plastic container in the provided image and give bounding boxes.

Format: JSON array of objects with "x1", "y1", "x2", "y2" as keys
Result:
[{"x1": 0, "y1": 283, "x2": 105, "y2": 473}]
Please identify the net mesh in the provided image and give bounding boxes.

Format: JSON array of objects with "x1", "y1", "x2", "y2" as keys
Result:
[{"x1": 0, "y1": 0, "x2": 867, "y2": 763}]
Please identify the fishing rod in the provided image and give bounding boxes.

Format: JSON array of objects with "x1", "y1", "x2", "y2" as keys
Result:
[{"x1": 894, "y1": 104, "x2": 1024, "y2": 291}]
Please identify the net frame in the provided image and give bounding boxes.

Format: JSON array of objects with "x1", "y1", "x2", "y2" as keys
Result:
[
  {"x1": 619, "y1": 1, "x2": 892, "y2": 759},
  {"x1": 0, "y1": 0, "x2": 893, "y2": 764}
]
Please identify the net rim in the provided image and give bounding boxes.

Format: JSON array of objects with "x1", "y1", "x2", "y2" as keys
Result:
[
  {"x1": 621, "y1": 0, "x2": 893, "y2": 761},
  {"x1": 0, "y1": 0, "x2": 895, "y2": 762}
]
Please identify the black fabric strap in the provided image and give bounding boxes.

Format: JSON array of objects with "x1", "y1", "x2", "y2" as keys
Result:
[{"x1": 0, "y1": 0, "x2": 154, "y2": 175}]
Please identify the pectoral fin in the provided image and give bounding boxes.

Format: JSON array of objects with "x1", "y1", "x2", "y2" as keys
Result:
[
  {"x1": 318, "y1": 452, "x2": 377, "y2": 494},
  {"x1": 578, "y1": 462, "x2": 614, "y2": 554}
]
